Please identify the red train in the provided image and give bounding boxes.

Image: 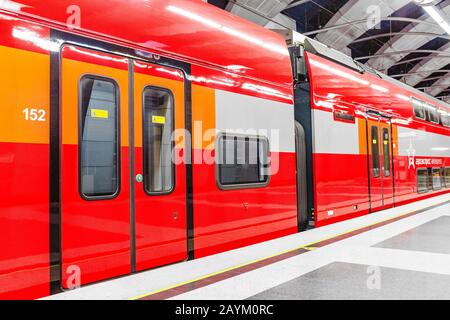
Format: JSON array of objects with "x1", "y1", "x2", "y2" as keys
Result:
[
  {"x1": 288, "y1": 33, "x2": 450, "y2": 227},
  {"x1": 0, "y1": 0, "x2": 448, "y2": 299}
]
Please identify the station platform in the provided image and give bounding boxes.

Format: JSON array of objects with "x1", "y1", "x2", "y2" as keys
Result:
[{"x1": 45, "y1": 193, "x2": 450, "y2": 300}]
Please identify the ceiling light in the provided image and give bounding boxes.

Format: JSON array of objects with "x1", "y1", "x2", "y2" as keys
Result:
[{"x1": 423, "y1": 6, "x2": 450, "y2": 35}]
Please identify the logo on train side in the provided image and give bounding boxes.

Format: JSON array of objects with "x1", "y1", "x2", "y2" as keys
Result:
[{"x1": 407, "y1": 140, "x2": 416, "y2": 170}]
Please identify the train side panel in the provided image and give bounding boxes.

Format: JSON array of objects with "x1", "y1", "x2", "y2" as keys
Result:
[
  {"x1": 0, "y1": 4, "x2": 297, "y2": 297},
  {"x1": 190, "y1": 65, "x2": 298, "y2": 258}
]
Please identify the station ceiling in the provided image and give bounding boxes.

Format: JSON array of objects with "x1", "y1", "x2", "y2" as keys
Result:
[{"x1": 208, "y1": 0, "x2": 450, "y2": 103}]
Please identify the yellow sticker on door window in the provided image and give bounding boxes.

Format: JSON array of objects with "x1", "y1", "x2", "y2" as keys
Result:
[
  {"x1": 91, "y1": 109, "x2": 109, "y2": 119},
  {"x1": 152, "y1": 116, "x2": 166, "y2": 124}
]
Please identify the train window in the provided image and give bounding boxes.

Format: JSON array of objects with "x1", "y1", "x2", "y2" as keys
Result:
[
  {"x1": 439, "y1": 109, "x2": 450, "y2": 127},
  {"x1": 371, "y1": 126, "x2": 380, "y2": 178},
  {"x1": 412, "y1": 98, "x2": 425, "y2": 120},
  {"x1": 143, "y1": 87, "x2": 175, "y2": 195},
  {"x1": 417, "y1": 169, "x2": 428, "y2": 194},
  {"x1": 217, "y1": 134, "x2": 270, "y2": 189},
  {"x1": 382, "y1": 128, "x2": 390, "y2": 177},
  {"x1": 432, "y1": 168, "x2": 442, "y2": 191},
  {"x1": 427, "y1": 168, "x2": 433, "y2": 191},
  {"x1": 446, "y1": 167, "x2": 450, "y2": 188},
  {"x1": 425, "y1": 104, "x2": 439, "y2": 124},
  {"x1": 441, "y1": 168, "x2": 446, "y2": 188},
  {"x1": 79, "y1": 76, "x2": 119, "y2": 199}
]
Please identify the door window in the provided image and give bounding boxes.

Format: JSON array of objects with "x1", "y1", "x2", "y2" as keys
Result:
[
  {"x1": 217, "y1": 134, "x2": 270, "y2": 189},
  {"x1": 371, "y1": 126, "x2": 380, "y2": 178},
  {"x1": 382, "y1": 128, "x2": 390, "y2": 177},
  {"x1": 142, "y1": 86, "x2": 175, "y2": 195},
  {"x1": 79, "y1": 76, "x2": 119, "y2": 198}
]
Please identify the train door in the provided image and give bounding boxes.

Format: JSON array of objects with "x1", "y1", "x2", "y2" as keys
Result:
[
  {"x1": 379, "y1": 117, "x2": 394, "y2": 209},
  {"x1": 295, "y1": 121, "x2": 308, "y2": 231},
  {"x1": 367, "y1": 112, "x2": 394, "y2": 212},
  {"x1": 61, "y1": 46, "x2": 131, "y2": 287},
  {"x1": 133, "y1": 61, "x2": 188, "y2": 272},
  {"x1": 61, "y1": 45, "x2": 188, "y2": 288}
]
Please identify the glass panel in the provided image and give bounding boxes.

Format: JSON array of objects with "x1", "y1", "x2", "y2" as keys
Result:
[
  {"x1": 219, "y1": 136, "x2": 239, "y2": 186},
  {"x1": 417, "y1": 169, "x2": 428, "y2": 194},
  {"x1": 143, "y1": 87, "x2": 174, "y2": 194},
  {"x1": 382, "y1": 128, "x2": 390, "y2": 177},
  {"x1": 371, "y1": 126, "x2": 380, "y2": 178},
  {"x1": 441, "y1": 168, "x2": 446, "y2": 188},
  {"x1": 258, "y1": 139, "x2": 270, "y2": 181},
  {"x1": 432, "y1": 168, "x2": 442, "y2": 190},
  {"x1": 439, "y1": 110, "x2": 450, "y2": 127},
  {"x1": 427, "y1": 168, "x2": 433, "y2": 190},
  {"x1": 446, "y1": 167, "x2": 450, "y2": 188},
  {"x1": 412, "y1": 98, "x2": 425, "y2": 119},
  {"x1": 425, "y1": 104, "x2": 439, "y2": 123},
  {"x1": 80, "y1": 77, "x2": 119, "y2": 198}
]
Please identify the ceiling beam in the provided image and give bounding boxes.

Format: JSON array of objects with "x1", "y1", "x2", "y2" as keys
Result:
[
  {"x1": 225, "y1": 0, "x2": 295, "y2": 29},
  {"x1": 355, "y1": 49, "x2": 450, "y2": 61},
  {"x1": 314, "y1": 0, "x2": 409, "y2": 51},
  {"x1": 351, "y1": 32, "x2": 450, "y2": 44},
  {"x1": 391, "y1": 70, "x2": 450, "y2": 77},
  {"x1": 303, "y1": 17, "x2": 438, "y2": 36},
  {"x1": 366, "y1": 1, "x2": 450, "y2": 75}
]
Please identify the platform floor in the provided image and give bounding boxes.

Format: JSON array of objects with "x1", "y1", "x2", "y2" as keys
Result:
[{"x1": 45, "y1": 193, "x2": 450, "y2": 300}]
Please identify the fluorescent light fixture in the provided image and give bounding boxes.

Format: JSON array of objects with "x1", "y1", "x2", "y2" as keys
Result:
[
  {"x1": 292, "y1": 31, "x2": 306, "y2": 44},
  {"x1": 423, "y1": 6, "x2": 450, "y2": 35}
]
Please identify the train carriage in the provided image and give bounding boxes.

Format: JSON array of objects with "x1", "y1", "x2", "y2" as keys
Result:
[
  {"x1": 288, "y1": 34, "x2": 450, "y2": 227},
  {"x1": 0, "y1": 0, "x2": 297, "y2": 299}
]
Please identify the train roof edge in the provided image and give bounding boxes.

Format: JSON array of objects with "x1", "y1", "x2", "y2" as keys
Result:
[
  {"x1": 278, "y1": 29, "x2": 450, "y2": 110},
  {"x1": 0, "y1": 0, "x2": 293, "y2": 88}
]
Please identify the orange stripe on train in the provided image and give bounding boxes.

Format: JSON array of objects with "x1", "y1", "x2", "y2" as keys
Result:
[{"x1": 0, "y1": 45, "x2": 49, "y2": 144}]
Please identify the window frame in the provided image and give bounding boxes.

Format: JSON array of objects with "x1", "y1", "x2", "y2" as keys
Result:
[
  {"x1": 141, "y1": 85, "x2": 176, "y2": 196},
  {"x1": 215, "y1": 133, "x2": 271, "y2": 191},
  {"x1": 371, "y1": 125, "x2": 381, "y2": 178},
  {"x1": 416, "y1": 168, "x2": 429, "y2": 194},
  {"x1": 382, "y1": 127, "x2": 391, "y2": 177},
  {"x1": 411, "y1": 97, "x2": 426, "y2": 120},
  {"x1": 425, "y1": 103, "x2": 440, "y2": 124},
  {"x1": 439, "y1": 109, "x2": 450, "y2": 127},
  {"x1": 431, "y1": 167, "x2": 443, "y2": 191},
  {"x1": 445, "y1": 167, "x2": 450, "y2": 188},
  {"x1": 78, "y1": 74, "x2": 121, "y2": 201}
]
